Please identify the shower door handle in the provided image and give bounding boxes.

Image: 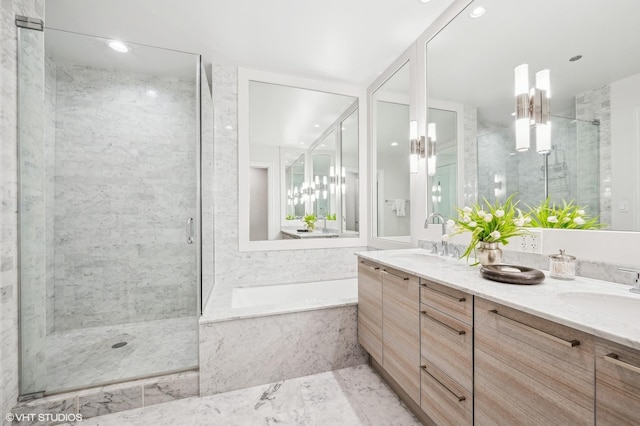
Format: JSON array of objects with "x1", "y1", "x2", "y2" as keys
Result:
[{"x1": 186, "y1": 217, "x2": 194, "y2": 244}]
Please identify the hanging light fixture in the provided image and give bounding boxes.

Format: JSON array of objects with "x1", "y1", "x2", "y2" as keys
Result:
[
  {"x1": 427, "y1": 122, "x2": 437, "y2": 176},
  {"x1": 514, "y1": 64, "x2": 551, "y2": 153}
]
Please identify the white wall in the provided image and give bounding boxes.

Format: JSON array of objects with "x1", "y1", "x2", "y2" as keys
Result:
[
  {"x1": 611, "y1": 72, "x2": 640, "y2": 231},
  {"x1": 250, "y1": 144, "x2": 280, "y2": 239}
]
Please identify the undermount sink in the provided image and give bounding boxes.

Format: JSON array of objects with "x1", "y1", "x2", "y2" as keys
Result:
[{"x1": 557, "y1": 291, "x2": 640, "y2": 323}]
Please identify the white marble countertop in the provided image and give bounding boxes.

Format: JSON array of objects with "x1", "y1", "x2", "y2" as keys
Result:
[
  {"x1": 281, "y1": 227, "x2": 339, "y2": 239},
  {"x1": 356, "y1": 248, "x2": 640, "y2": 351}
]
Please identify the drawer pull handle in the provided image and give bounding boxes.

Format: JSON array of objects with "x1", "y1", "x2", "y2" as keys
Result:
[
  {"x1": 489, "y1": 309, "x2": 580, "y2": 347},
  {"x1": 359, "y1": 261, "x2": 380, "y2": 271},
  {"x1": 382, "y1": 269, "x2": 409, "y2": 281},
  {"x1": 604, "y1": 353, "x2": 640, "y2": 374},
  {"x1": 421, "y1": 311, "x2": 466, "y2": 335},
  {"x1": 421, "y1": 284, "x2": 466, "y2": 302},
  {"x1": 421, "y1": 366, "x2": 465, "y2": 402}
]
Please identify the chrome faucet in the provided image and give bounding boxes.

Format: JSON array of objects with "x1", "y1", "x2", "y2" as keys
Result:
[
  {"x1": 424, "y1": 213, "x2": 446, "y2": 233},
  {"x1": 619, "y1": 268, "x2": 640, "y2": 294},
  {"x1": 425, "y1": 213, "x2": 450, "y2": 256}
]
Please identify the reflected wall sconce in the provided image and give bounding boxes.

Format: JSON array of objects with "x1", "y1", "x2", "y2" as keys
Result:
[
  {"x1": 314, "y1": 175, "x2": 329, "y2": 200},
  {"x1": 431, "y1": 181, "x2": 442, "y2": 203},
  {"x1": 514, "y1": 64, "x2": 551, "y2": 154},
  {"x1": 409, "y1": 121, "x2": 425, "y2": 174},
  {"x1": 427, "y1": 122, "x2": 436, "y2": 176},
  {"x1": 329, "y1": 166, "x2": 336, "y2": 194}
]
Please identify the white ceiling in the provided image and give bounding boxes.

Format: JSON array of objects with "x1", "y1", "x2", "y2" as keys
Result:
[
  {"x1": 428, "y1": 0, "x2": 640, "y2": 126},
  {"x1": 45, "y1": 0, "x2": 455, "y2": 86},
  {"x1": 249, "y1": 81, "x2": 356, "y2": 149}
]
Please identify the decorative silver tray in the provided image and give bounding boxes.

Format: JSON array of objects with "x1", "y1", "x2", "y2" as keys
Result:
[{"x1": 479, "y1": 264, "x2": 545, "y2": 285}]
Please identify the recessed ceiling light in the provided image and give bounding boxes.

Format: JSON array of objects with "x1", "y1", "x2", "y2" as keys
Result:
[
  {"x1": 314, "y1": 124, "x2": 320, "y2": 128},
  {"x1": 509, "y1": 152, "x2": 516, "y2": 156},
  {"x1": 569, "y1": 55, "x2": 583, "y2": 62},
  {"x1": 341, "y1": 127, "x2": 346, "y2": 131},
  {"x1": 320, "y1": 144, "x2": 326, "y2": 147},
  {"x1": 146, "y1": 90, "x2": 158, "y2": 98},
  {"x1": 300, "y1": 142, "x2": 304, "y2": 145},
  {"x1": 108, "y1": 40, "x2": 129, "y2": 53},
  {"x1": 469, "y1": 6, "x2": 486, "y2": 18},
  {"x1": 418, "y1": 0, "x2": 431, "y2": 3},
  {"x1": 391, "y1": 142, "x2": 399, "y2": 146},
  {"x1": 225, "y1": 125, "x2": 233, "y2": 130},
  {"x1": 511, "y1": 112, "x2": 516, "y2": 117}
]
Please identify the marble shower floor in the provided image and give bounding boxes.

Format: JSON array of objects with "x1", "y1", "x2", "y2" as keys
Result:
[
  {"x1": 46, "y1": 316, "x2": 199, "y2": 392},
  {"x1": 67, "y1": 365, "x2": 421, "y2": 426}
]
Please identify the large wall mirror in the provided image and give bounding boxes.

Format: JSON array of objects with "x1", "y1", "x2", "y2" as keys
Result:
[
  {"x1": 238, "y1": 69, "x2": 366, "y2": 250},
  {"x1": 427, "y1": 0, "x2": 640, "y2": 231},
  {"x1": 372, "y1": 61, "x2": 411, "y2": 242}
]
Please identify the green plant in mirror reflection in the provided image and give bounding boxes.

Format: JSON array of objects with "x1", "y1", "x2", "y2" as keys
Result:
[
  {"x1": 326, "y1": 213, "x2": 337, "y2": 220},
  {"x1": 303, "y1": 213, "x2": 317, "y2": 231},
  {"x1": 528, "y1": 198, "x2": 605, "y2": 230}
]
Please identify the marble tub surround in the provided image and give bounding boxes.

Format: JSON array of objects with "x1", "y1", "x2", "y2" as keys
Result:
[
  {"x1": 11, "y1": 371, "x2": 199, "y2": 425},
  {"x1": 69, "y1": 365, "x2": 420, "y2": 426},
  {"x1": 199, "y1": 304, "x2": 367, "y2": 396},
  {"x1": 357, "y1": 248, "x2": 640, "y2": 350}
]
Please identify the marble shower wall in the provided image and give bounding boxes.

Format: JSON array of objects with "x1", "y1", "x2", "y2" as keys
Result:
[
  {"x1": 44, "y1": 54, "x2": 56, "y2": 334},
  {"x1": 1, "y1": 0, "x2": 45, "y2": 421},
  {"x1": 52, "y1": 65, "x2": 198, "y2": 331},
  {"x1": 576, "y1": 85, "x2": 611, "y2": 226},
  {"x1": 211, "y1": 65, "x2": 365, "y2": 293}
]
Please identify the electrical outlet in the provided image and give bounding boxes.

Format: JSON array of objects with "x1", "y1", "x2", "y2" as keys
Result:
[
  {"x1": 525, "y1": 230, "x2": 542, "y2": 254},
  {"x1": 520, "y1": 235, "x2": 528, "y2": 251}
]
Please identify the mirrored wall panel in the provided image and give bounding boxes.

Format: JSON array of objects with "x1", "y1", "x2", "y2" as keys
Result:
[
  {"x1": 427, "y1": 0, "x2": 640, "y2": 230},
  {"x1": 428, "y1": 107, "x2": 457, "y2": 219},
  {"x1": 248, "y1": 81, "x2": 359, "y2": 240},
  {"x1": 373, "y1": 62, "x2": 411, "y2": 240}
]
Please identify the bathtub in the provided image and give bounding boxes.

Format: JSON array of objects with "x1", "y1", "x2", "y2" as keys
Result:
[
  {"x1": 199, "y1": 277, "x2": 367, "y2": 395},
  {"x1": 231, "y1": 278, "x2": 358, "y2": 309}
]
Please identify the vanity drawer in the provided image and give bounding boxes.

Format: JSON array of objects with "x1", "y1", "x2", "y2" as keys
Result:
[
  {"x1": 420, "y1": 359, "x2": 472, "y2": 426},
  {"x1": 420, "y1": 303, "x2": 472, "y2": 392},
  {"x1": 595, "y1": 339, "x2": 640, "y2": 425},
  {"x1": 419, "y1": 279, "x2": 472, "y2": 325},
  {"x1": 474, "y1": 297, "x2": 595, "y2": 425},
  {"x1": 358, "y1": 260, "x2": 383, "y2": 364}
]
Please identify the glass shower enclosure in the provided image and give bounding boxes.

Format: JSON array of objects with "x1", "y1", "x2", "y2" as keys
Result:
[{"x1": 18, "y1": 24, "x2": 203, "y2": 395}]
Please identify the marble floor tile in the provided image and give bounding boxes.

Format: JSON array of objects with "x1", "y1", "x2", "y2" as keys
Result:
[
  {"x1": 46, "y1": 316, "x2": 198, "y2": 392},
  {"x1": 67, "y1": 365, "x2": 421, "y2": 426}
]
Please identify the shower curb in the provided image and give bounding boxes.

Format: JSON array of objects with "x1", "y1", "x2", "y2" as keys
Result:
[{"x1": 11, "y1": 370, "x2": 199, "y2": 425}]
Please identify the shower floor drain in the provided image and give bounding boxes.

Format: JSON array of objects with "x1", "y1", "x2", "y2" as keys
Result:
[{"x1": 111, "y1": 342, "x2": 127, "y2": 349}]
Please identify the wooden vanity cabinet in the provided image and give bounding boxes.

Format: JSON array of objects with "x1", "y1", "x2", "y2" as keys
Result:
[
  {"x1": 595, "y1": 339, "x2": 640, "y2": 425},
  {"x1": 357, "y1": 260, "x2": 383, "y2": 364},
  {"x1": 381, "y1": 266, "x2": 421, "y2": 404},
  {"x1": 474, "y1": 297, "x2": 595, "y2": 425},
  {"x1": 420, "y1": 279, "x2": 473, "y2": 426}
]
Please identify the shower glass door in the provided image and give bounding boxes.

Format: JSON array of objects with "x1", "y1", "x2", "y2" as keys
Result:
[{"x1": 18, "y1": 27, "x2": 201, "y2": 395}]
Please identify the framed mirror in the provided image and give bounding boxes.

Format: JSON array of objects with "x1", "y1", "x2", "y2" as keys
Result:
[
  {"x1": 372, "y1": 61, "x2": 411, "y2": 243},
  {"x1": 427, "y1": 0, "x2": 640, "y2": 231},
  {"x1": 238, "y1": 69, "x2": 366, "y2": 250}
]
